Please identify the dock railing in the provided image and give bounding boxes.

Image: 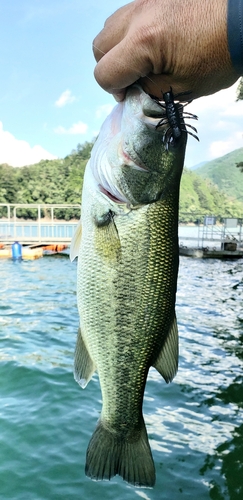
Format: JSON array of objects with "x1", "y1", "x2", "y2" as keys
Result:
[
  {"x1": 0, "y1": 203, "x2": 81, "y2": 245},
  {"x1": 0, "y1": 205, "x2": 242, "y2": 248}
]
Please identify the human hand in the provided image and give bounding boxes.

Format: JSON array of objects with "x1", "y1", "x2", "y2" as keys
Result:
[{"x1": 93, "y1": 0, "x2": 239, "y2": 101}]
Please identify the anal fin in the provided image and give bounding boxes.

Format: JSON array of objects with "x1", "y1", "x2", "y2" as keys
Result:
[
  {"x1": 74, "y1": 327, "x2": 96, "y2": 388},
  {"x1": 153, "y1": 314, "x2": 178, "y2": 383}
]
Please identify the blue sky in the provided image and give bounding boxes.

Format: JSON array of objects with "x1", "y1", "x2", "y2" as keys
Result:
[{"x1": 0, "y1": 0, "x2": 242, "y2": 168}]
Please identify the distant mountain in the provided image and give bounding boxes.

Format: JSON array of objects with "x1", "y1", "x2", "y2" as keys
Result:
[
  {"x1": 195, "y1": 147, "x2": 243, "y2": 202},
  {"x1": 179, "y1": 167, "x2": 243, "y2": 221},
  {"x1": 189, "y1": 161, "x2": 208, "y2": 171},
  {"x1": 1, "y1": 142, "x2": 243, "y2": 222}
]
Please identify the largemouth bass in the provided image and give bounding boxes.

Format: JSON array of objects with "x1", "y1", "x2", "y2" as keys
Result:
[{"x1": 70, "y1": 84, "x2": 187, "y2": 488}]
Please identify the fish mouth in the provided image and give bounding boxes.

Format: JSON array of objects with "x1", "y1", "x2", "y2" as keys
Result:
[
  {"x1": 99, "y1": 185, "x2": 123, "y2": 203},
  {"x1": 115, "y1": 87, "x2": 170, "y2": 176},
  {"x1": 93, "y1": 84, "x2": 186, "y2": 205},
  {"x1": 126, "y1": 84, "x2": 168, "y2": 130},
  {"x1": 126, "y1": 85, "x2": 187, "y2": 149},
  {"x1": 120, "y1": 146, "x2": 148, "y2": 172},
  {"x1": 142, "y1": 95, "x2": 171, "y2": 134},
  {"x1": 143, "y1": 99, "x2": 167, "y2": 123},
  {"x1": 98, "y1": 145, "x2": 149, "y2": 205}
]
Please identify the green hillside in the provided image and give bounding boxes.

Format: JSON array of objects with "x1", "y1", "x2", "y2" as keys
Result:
[
  {"x1": 1, "y1": 142, "x2": 243, "y2": 221},
  {"x1": 195, "y1": 147, "x2": 243, "y2": 202},
  {"x1": 0, "y1": 142, "x2": 91, "y2": 220},
  {"x1": 179, "y1": 167, "x2": 243, "y2": 221}
]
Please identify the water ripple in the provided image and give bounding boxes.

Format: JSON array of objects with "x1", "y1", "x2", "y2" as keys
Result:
[{"x1": 0, "y1": 256, "x2": 242, "y2": 499}]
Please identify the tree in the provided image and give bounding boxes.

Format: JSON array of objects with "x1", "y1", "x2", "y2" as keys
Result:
[
  {"x1": 236, "y1": 77, "x2": 243, "y2": 101},
  {"x1": 235, "y1": 79, "x2": 243, "y2": 171},
  {"x1": 69, "y1": 141, "x2": 94, "y2": 161},
  {"x1": 236, "y1": 162, "x2": 243, "y2": 173}
]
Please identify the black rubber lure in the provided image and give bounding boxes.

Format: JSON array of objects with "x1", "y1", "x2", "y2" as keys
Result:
[{"x1": 150, "y1": 87, "x2": 199, "y2": 149}]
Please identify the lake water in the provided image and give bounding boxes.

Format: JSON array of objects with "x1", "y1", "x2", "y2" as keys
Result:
[{"x1": 0, "y1": 256, "x2": 242, "y2": 499}]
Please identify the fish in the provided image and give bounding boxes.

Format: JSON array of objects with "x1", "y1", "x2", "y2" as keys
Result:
[{"x1": 70, "y1": 84, "x2": 187, "y2": 488}]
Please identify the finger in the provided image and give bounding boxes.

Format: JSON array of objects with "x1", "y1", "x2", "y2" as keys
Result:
[
  {"x1": 94, "y1": 37, "x2": 153, "y2": 94},
  {"x1": 93, "y1": 4, "x2": 133, "y2": 63}
]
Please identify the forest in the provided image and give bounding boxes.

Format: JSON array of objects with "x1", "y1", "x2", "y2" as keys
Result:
[
  {"x1": 1, "y1": 139, "x2": 243, "y2": 223},
  {"x1": 0, "y1": 142, "x2": 91, "y2": 220}
]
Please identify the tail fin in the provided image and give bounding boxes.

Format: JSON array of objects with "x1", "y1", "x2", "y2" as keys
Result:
[{"x1": 85, "y1": 418, "x2": 155, "y2": 488}]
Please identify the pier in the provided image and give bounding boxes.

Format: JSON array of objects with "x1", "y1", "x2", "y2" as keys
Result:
[
  {"x1": 178, "y1": 214, "x2": 243, "y2": 259},
  {"x1": 1, "y1": 204, "x2": 243, "y2": 260}
]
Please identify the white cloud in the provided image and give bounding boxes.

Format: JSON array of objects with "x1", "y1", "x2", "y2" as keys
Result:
[
  {"x1": 0, "y1": 122, "x2": 57, "y2": 167},
  {"x1": 186, "y1": 82, "x2": 240, "y2": 122},
  {"x1": 55, "y1": 89, "x2": 76, "y2": 107},
  {"x1": 185, "y1": 79, "x2": 243, "y2": 167},
  {"x1": 209, "y1": 140, "x2": 235, "y2": 159},
  {"x1": 54, "y1": 121, "x2": 88, "y2": 135},
  {"x1": 209, "y1": 131, "x2": 243, "y2": 159},
  {"x1": 221, "y1": 101, "x2": 243, "y2": 117},
  {"x1": 213, "y1": 120, "x2": 231, "y2": 131}
]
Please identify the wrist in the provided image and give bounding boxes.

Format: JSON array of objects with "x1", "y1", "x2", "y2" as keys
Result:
[{"x1": 227, "y1": 0, "x2": 243, "y2": 75}]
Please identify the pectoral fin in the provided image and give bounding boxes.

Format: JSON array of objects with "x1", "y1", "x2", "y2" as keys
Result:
[
  {"x1": 153, "y1": 314, "x2": 178, "y2": 383},
  {"x1": 74, "y1": 327, "x2": 96, "y2": 388},
  {"x1": 70, "y1": 219, "x2": 82, "y2": 262},
  {"x1": 94, "y1": 209, "x2": 121, "y2": 261}
]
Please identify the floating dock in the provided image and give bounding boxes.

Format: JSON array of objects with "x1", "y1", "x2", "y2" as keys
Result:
[
  {"x1": 0, "y1": 243, "x2": 69, "y2": 260},
  {"x1": 179, "y1": 246, "x2": 243, "y2": 259},
  {"x1": 179, "y1": 216, "x2": 243, "y2": 259}
]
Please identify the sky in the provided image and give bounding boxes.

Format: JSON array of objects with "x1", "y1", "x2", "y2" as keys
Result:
[{"x1": 0, "y1": 0, "x2": 243, "y2": 169}]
